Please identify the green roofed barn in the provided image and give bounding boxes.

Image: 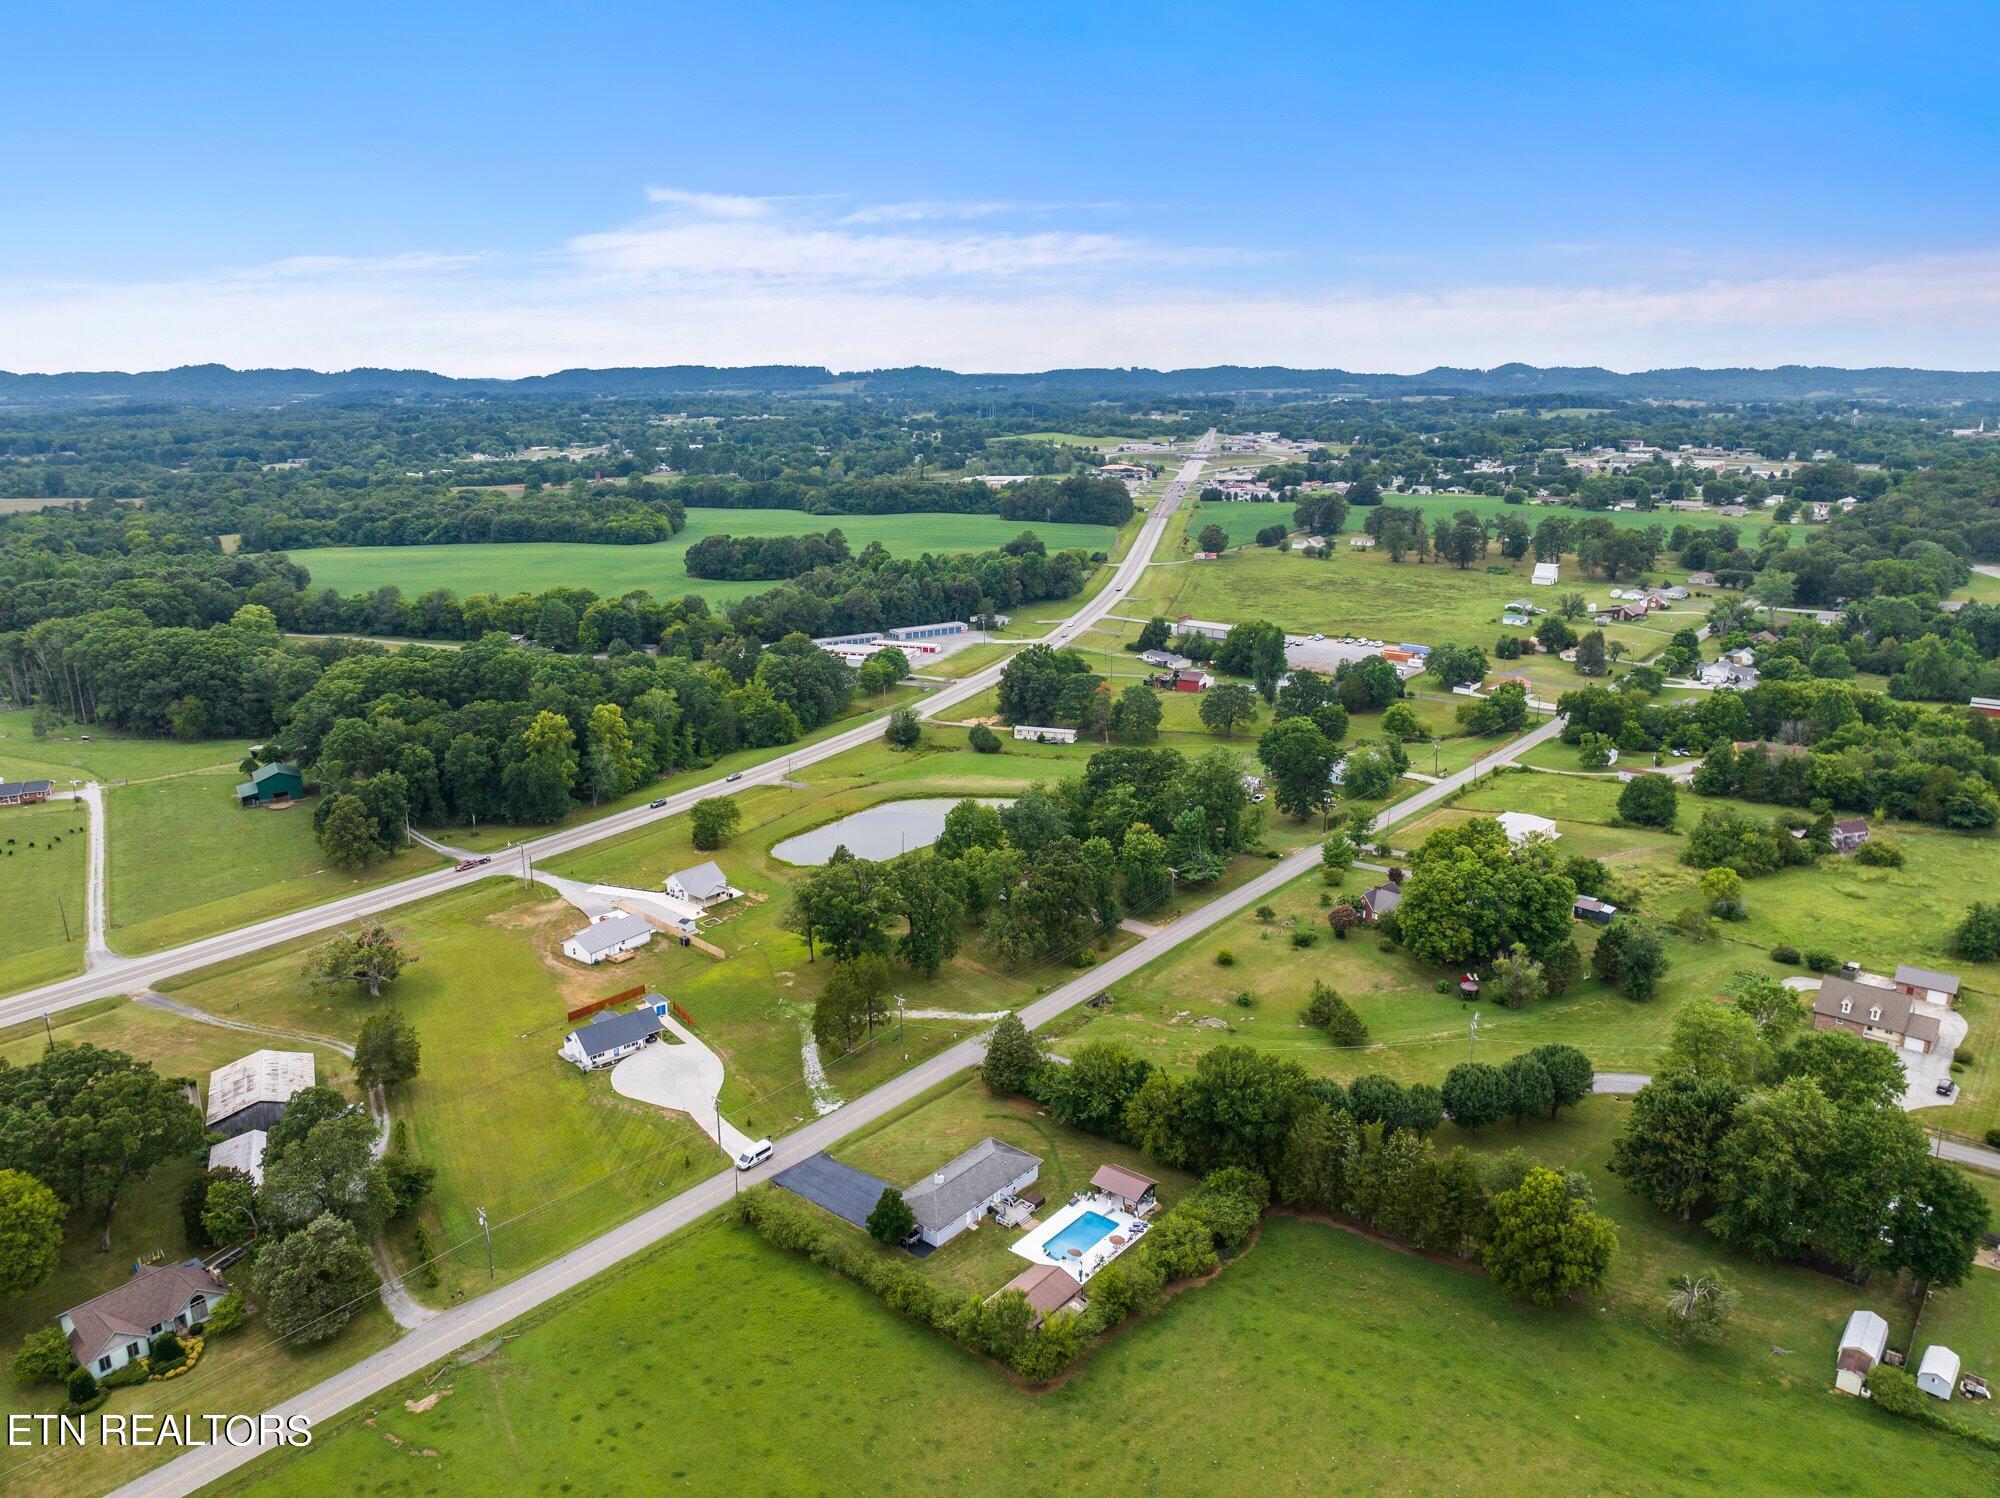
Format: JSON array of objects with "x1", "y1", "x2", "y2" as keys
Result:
[{"x1": 235, "y1": 762, "x2": 304, "y2": 806}]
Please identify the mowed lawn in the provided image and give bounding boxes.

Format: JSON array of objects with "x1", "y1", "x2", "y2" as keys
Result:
[
  {"x1": 283, "y1": 508, "x2": 1121, "y2": 603},
  {"x1": 545, "y1": 733, "x2": 1145, "y2": 1129},
  {"x1": 1069, "y1": 763, "x2": 2000, "y2": 1136},
  {"x1": 105, "y1": 770, "x2": 438, "y2": 953},
  {"x1": 0, "y1": 799, "x2": 89, "y2": 993},
  {"x1": 158, "y1": 880, "x2": 717, "y2": 1306},
  {"x1": 234, "y1": 1191, "x2": 2000, "y2": 1496}
]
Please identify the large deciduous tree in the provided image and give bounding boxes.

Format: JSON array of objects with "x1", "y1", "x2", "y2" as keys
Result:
[
  {"x1": 0, "y1": 1044, "x2": 206, "y2": 1249},
  {"x1": 1485, "y1": 1166, "x2": 1617, "y2": 1306},
  {"x1": 304, "y1": 922, "x2": 414, "y2": 1000},
  {"x1": 252, "y1": 1213, "x2": 380, "y2": 1343}
]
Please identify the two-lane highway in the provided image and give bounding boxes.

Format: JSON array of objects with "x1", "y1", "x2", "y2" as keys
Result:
[{"x1": 0, "y1": 433, "x2": 1212, "y2": 1033}]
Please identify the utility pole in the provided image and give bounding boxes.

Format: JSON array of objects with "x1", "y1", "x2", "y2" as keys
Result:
[
  {"x1": 1468, "y1": 1010, "x2": 1481, "y2": 1063},
  {"x1": 477, "y1": 1207, "x2": 493, "y2": 1278}
]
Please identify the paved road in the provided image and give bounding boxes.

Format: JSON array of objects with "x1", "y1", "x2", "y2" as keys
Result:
[
  {"x1": 0, "y1": 434, "x2": 1212, "y2": 1035},
  {"x1": 111, "y1": 697, "x2": 1558, "y2": 1497}
]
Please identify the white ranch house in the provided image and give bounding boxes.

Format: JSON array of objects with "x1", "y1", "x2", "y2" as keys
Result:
[
  {"x1": 904, "y1": 1137, "x2": 1042, "y2": 1249},
  {"x1": 61, "y1": 1262, "x2": 230, "y2": 1377},
  {"x1": 560, "y1": 999, "x2": 669, "y2": 1071},
  {"x1": 561, "y1": 911, "x2": 655, "y2": 965},
  {"x1": 665, "y1": 861, "x2": 740, "y2": 908}
]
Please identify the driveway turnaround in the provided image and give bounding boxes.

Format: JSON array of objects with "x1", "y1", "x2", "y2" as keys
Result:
[{"x1": 609, "y1": 1015, "x2": 759, "y2": 1159}]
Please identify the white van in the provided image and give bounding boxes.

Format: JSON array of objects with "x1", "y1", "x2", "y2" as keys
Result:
[{"x1": 734, "y1": 1139, "x2": 773, "y2": 1171}]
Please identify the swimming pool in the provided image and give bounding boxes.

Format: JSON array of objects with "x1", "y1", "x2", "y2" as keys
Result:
[{"x1": 1041, "y1": 1210, "x2": 1118, "y2": 1261}]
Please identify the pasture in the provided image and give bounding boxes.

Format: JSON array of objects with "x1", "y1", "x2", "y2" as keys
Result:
[{"x1": 283, "y1": 508, "x2": 1122, "y2": 602}]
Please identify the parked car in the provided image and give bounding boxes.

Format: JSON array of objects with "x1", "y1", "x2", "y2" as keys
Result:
[
  {"x1": 734, "y1": 1139, "x2": 773, "y2": 1171},
  {"x1": 454, "y1": 858, "x2": 478, "y2": 872},
  {"x1": 1937, "y1": 1078, "x2": 1957, "y2": 1098}
]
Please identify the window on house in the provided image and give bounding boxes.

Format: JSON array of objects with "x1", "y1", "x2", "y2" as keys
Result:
[
  {"x1": 1840, "y1": 999, "x2": 1852, "y2": 1015},
  {"x1": 1869, "y1": 1007, "x2": 1882, "y2": 1022},
  {"x1": 98, "y1": 1357, "x2": 111, "y2": 1373}
]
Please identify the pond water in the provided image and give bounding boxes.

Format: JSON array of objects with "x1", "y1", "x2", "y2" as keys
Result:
[{"x1": 770, "y1": 797, "x2": 1012, "y2": 865}]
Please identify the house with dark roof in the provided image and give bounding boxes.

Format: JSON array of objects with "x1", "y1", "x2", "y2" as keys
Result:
[
  {"x1": 1573, "y1": 894, "x2": 1619, "y2": 924},
  {"x1": 559, "y1": 1002, "x2": 666, "y2": 1071},
  {"x1": 1894, "y1": 964, "x2": 1962, "y2": 1007},
  {"x1": 0, "y1": 779, "x2": 54, "y2": 807},
  {"x1": 1812, "y1": 975, "x2": 1942, "y2": 1053},
  {"x1": 1830, "y1": 817, "x2": 1870, "y2": 853},
  {"x1": 235, "y1": 763, "x2": 304, "y2": 806},
  {"x1": 60, "y1": 1261, "x2": 230, "y2": 1376},
  {"x1": 902, "y1": 1137, "x2": 1042, "y2": 1248},
  {"x1": 1360, "y1": 883, "x2": 1403, "y2": 922}
]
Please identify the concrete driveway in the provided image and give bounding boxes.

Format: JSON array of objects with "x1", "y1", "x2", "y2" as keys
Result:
[
  {"x1": 1903, "y1": 1004, "x2": 1969, "y2": 1112},
  {"x1": 610, "y1": 1014, "x2": 758, "y2": 1159}
]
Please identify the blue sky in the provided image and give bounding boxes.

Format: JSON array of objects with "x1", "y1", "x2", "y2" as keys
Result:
[{"x1": 4, "y1": 1, "x2": 1998, "y2": 373}]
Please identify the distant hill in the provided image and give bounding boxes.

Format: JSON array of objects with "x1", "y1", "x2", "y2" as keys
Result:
[{"x1": 5, "y1": 360, "x2": 1999, "y2": 405}]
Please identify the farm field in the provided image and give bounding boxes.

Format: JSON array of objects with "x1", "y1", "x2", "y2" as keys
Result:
[
  {"x1": 283, "y1": 508, "x2": 1122, "y2": 603},
  {"x1": 0, "y1": 799, "x2": 89, "y2": 993},
  {"x1": 0, "y1": 999, "x2": 387, "y2": 1498},
  {"x1": 0, "y1": 709, "x2": 444, "y2": 960},
  {"x1": 107, "y1": 770, "x2": 439, "y2": 954},
  {"x1": 233, "y1": 1131, "x2": 2000, "y2": 1497},
  {"x1": 1193, "y1": 495, "x2": 1775, "y2": 547},
  {"x1": 1128, "y1": 507, "x2": 1684, "y2": 651}
]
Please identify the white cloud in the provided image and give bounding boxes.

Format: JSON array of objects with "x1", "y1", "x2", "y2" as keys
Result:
[
  {"x1": 640, "y1": 186, "x2": 777, "y2": 219},
  {"x1": 3, "y1": 190, "x2": 1998, "y2": 376}
]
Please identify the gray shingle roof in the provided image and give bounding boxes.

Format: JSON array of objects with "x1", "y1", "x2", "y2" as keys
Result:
[
  {"x1": 1894, "y1": 963, "x2": 1961, "y2": 996},
  {"x1": 567, "y1": 912, "x2": 653, "y2": 956},
  {"x1": 670, "y1": 861, "x2": 733, "y2": 900},
  {"x1": 0, "y1": 780, "x2": 53, "y2": 799},
  {"x1": 569, "y1": 1006, "x2": 662, "y2": 1059},
  {"x1": 903, "y1": 1137, "x2": 1041, "y2": 1233}
]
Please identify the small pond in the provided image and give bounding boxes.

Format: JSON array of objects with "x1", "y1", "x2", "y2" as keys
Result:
[{"x1": 770, "y1": 797, "x2": 1012, "y2": 866}]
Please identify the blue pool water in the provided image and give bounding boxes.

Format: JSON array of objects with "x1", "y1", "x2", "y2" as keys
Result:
[{"x1": 1042, "y1": 1211, "x2": 1118, "y2": 1260}]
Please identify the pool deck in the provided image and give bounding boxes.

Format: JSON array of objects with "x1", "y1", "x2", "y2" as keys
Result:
[{"x1": 1010, "y1": 1192, "x2": 1147, "y2": 1280}]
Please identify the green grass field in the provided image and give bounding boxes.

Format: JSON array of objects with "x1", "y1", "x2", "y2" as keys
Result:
[
  {"x1": 0, "y1": 709, "x2": 444, "y2": 960},
  {"x1": 107, "y1": 770, "x2": 439, "y2": 953},
  {"x1": 0, "y1": 800, "x2": 90, "y2": 992},
  {"x1": 283, "y1": 508, "x2": 1122, "y2": 602},
  {"x1": 1128, "y1": 506, "x2": 1694, "y2": 652},
  {"x1": 232, "y1": 1108, "x2": 2000, "y2": 1496}
]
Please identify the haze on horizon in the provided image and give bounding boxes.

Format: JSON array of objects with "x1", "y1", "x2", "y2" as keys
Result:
[{"x1": 4, "y1": 1, "x2": 1998, "y2": 377}]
